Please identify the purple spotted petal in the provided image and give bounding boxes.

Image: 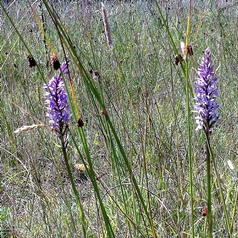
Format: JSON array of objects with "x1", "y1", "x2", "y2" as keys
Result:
[{"x1": 194, "y1": 48, "x2": 219, "y2": 132}]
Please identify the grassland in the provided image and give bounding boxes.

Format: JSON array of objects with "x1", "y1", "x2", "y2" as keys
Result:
[{"x1": 0, "y1": 0, "x2": 238, "y2": 237}]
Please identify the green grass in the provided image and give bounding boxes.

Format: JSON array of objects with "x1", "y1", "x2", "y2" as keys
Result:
[{"x1": 0, "y1": 0, "x2": 238, "y2": 237}]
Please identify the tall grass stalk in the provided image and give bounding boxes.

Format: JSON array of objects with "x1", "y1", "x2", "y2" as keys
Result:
[
  {"x1": 155, "y1": 1, "x2": 194, "y2": 236},
  {"x1": 101, "y1": 3, "x2": 113, "y2": 49},
  {"x1": 79, "y1": 10, "x2": 155, "y2": 236},
  {"x1": 42, "y1": 1, "x2": 157, "y2": 235},
  {"x1": 185, "y1": 2, "x2": 194, "y2": 237},
  {"x1": 185, "y1": 58, "x2": 194, "y2": 237}
]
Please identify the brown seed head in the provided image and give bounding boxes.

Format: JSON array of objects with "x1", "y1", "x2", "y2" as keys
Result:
[
  {"x1": 202, "y1": 206, "x2": 208, "y2": 216},
  {"x1": 77, "y1": 118, "x2": 84, "y2": 127},
  {"x1": 51, "y1": 54, "x2": 61, "y2": 70},
  {"x1": 27, "y1": 55, "x2": 36, "y2": 67},
  {"x1": 175, "y1": 54, "x2": 184, "y2": 65},
  {"x1": 186, "y1": 44, "x2": 193, "y2": 56},
  {"x1": 101, "y1": 3, "x2": 113, "y2": 48}
]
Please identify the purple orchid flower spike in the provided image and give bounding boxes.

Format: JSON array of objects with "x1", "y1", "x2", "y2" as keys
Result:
[
  {"x1": 44, "y1": 61, "x2": 71, "y2": 131},
  {"x1": 194, "y1": 48, "x2": 219, "y2": 133}
]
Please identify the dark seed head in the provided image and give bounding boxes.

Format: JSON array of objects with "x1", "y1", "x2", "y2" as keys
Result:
[
  {"x1": 77, "y1": 118, "x2": 84, "y2": 127},
  {"x1": 175, "y1": 54, "x2": 184, "y2": 65},
  {"x1": 186, "y1": 44, "x2": 193, "y2": 56},
  {"x1": 51, "y1": 54, "x2": 61, "y2": 70},
  {"x1": 27, "y1": 55, "x2": 36, "y2": 67}
]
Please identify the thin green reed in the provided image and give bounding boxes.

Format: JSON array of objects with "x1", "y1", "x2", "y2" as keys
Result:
[
  {"x1": 155, "y1": 1, "x2": 194, "y2": 236},
  {"x1": 103, "y1": 3, "x2": 157, "y2": 235},
  {"x1": 185, "y1": 3, "x2": 194, "y2": 237},
  {"x1": 41, "y1": 3, "x2": 115, "y2": 237},
  {"x1": 185, "y1": 58, "x2": 194, "y2": 238},
  {"x1": 42, "y1": 1, "x2": 158, "y2": 236},
  {"x1": 47, "y1": 1, "x2": 161, "y2": 237}
]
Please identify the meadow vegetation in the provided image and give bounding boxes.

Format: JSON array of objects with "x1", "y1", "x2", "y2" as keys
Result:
[{"x1": 0, "y1": 0, "x2": 238, "y2": 237}]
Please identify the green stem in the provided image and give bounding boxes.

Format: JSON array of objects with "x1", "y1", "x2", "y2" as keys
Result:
[
  {"x1": 185, "y1": 60, "x2": 194, "y2": 237},
  {"x1": 205, "y1": 133, "x2": 212, "y2": 238},
  {"x1": 211, "y1": 146, "x2": 231, "y2": 237},
  {"x1": 60, "y1": 133, "x2": 87, "y2": 238}
]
